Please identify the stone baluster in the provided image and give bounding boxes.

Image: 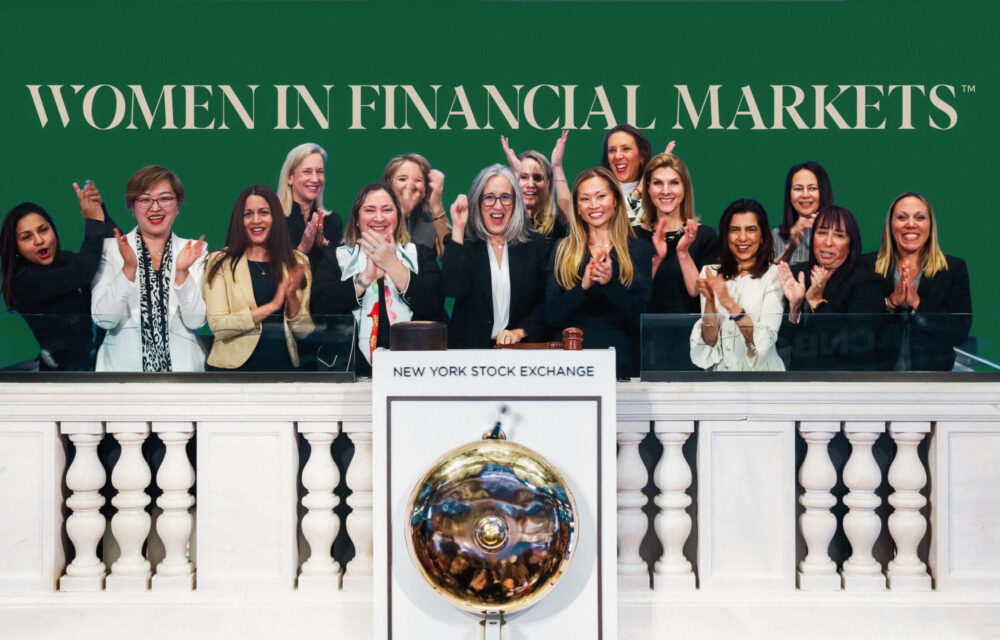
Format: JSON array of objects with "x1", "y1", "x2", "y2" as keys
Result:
[
  {"x1": 343, "y1": 423, "x2": 372, "y2": 590},
  {"x1": 797, "y1": 421, "x2": 841, "y2": 590},
  {"x1": 151, "y1": 422, "x2": 195, "y2": 591},
  {"x1": 652, "y1": 421, "x2": 695, "y2": 590},
  {"x1": 105, "y1": 421, "x2": 152, "y2": 591},
  {"x1": 887, "y1": 421, "x2": 932, "y2": 590},
  {"x1": 842, "y1": 422, "x2": 886, "y2": 591},
  {"x1": 298, "y1": 421, "x2": 341, "y2": 591},
  {"x1": 59, "y1": 422, "x2": 107, "y2": 592},
  {"x1": 617, "y1": 424, "x2": 649, "y2": 589}
]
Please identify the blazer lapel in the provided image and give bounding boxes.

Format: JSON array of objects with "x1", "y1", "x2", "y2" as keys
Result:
[
  {"x1": 474, "y1": 240, "x2": 493, "y2": 303},
  {"x1": 235, "y1": 255, "x2": 256, "y2": 309}
]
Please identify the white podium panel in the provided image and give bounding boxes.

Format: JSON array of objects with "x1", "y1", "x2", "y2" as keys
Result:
[
  {"x1": 0, "y1": 421, "x2": 63, "y2": 592},
  {"x1": 373, "y1": 349, "x2": 617, "y2": 639},
  {"x1": 697, "y1": 420, "x2": 797, "y2": 591},
  {"x1": 195, "y1": 421, "x2": 299, "y2": 591},
  {"x1": 932, "y1": 421, "x2": 1000, "y2": 591}
]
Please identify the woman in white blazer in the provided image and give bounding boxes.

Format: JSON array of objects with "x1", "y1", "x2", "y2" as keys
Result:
[{"x1": 91, "y1": 165, "x2": 208, "y2": 372}]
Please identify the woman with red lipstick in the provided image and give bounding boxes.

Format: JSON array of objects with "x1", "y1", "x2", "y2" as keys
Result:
[
  {"x1": 862, "y1": 192, "x2": 971, "y2": 370},
  {"x1": 202, "y1": 185, "x2": 312, "y2": 371},
  {"x1": 277, "y1": 143, "x2": 344, "y2": 273},
  {"x1": 547, "y1": 167, "x2": 652, "y2": 379},
  {"x1": 778, "y1": 205, "x2": 886, "y2": 370},
  {"x1": 772, "y1": 161, "x2": 834, "y2": 264},
  {"x1": 500, "y1": 132, "x2": 572, "y2": 239},
  {"x1": 382, "y1": 153, "x2": 449, "y2": 257},
  {"x1": 0, "y1": 182, "x2": 117, "y2": 370},
  {"x1": 599, "y1": 124, "x2": 653, "y2": 226},
  {"x1": 443, "y1": 164, "x2": 550, "y2": 348},
  {"x1": 689, "y1": 199, "x2": 784, "y2": 371},
  {"x1": 91, "y1": 165, "x2": 208, "y2": 372},
  {"x1": 312, "y1": 183, "x2": 443, "y2": 377}
]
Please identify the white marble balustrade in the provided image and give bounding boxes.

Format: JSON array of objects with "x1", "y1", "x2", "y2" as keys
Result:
[{"x1": 1, "y1": 380, "x2": 998, "y2": 640}]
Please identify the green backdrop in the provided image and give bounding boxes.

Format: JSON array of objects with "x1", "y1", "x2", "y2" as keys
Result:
[{"x1": 1, "y1": 0, "x2": 996, "y2": 366}]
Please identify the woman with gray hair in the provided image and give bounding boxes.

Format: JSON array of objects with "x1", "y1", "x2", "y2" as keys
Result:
[{"x1": 442, "y1": 164, "x2": 550, "y2": 348}]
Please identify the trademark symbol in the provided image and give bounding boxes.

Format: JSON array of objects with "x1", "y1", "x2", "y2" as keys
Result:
[{"x1": 962, "y1": 85, "x2": 976, "y2": 93}]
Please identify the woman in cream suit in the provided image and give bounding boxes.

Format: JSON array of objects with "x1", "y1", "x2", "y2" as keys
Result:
[
  {"x1": 91, "y1": 166, "x2": 208, "y2": 372},
  {"x1": 202, "y1": 184, "x2": 311, "y2": 371}
]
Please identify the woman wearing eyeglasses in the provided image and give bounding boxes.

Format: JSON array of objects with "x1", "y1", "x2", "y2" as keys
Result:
[
  {"x1": 91, "y1": 165, "x2": 208, "y2": 372},
  {"x1": 443, "y1": 164, "x2": 550, "y2": 349}
]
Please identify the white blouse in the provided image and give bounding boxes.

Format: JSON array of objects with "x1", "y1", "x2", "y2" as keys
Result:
[
  {"x1": 488, "y1": 243, "x2": 511, "y2": 340},
  {"x1": 689, "y1": 263, "x2": 785, "y2": 371}
]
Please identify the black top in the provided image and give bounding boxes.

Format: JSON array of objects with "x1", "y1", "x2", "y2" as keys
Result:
[
  {"x1": 634, "y1": 224, "x2": 719, "y2": 314},
  {"x1": 780, "y1": 258, "x2": 888, "y2": 371},
  {"x1": 406, "y1": 205, "x2": 438, "y2": 253},
  {"x1": 287, "y1": 202, "x2": 344, "y2": 274},
  {"x1": 861, "y1": 251, "x2": 972, "y2": 371},
  {"x1": 12, "y1": 215, "x2": 118, "y2": 370},
  {"x1": 311, "y1": 242, "x2": 444, "y2": 376},
  {"x1": 442, "y1": 234, "x2": 550, "y2": 349},
  {"x1": 545, "y1": 237, "x2": 653, "y2": 378},
  {"x1": 239, "y1": 260, "x2": 294, "y2": 371}
]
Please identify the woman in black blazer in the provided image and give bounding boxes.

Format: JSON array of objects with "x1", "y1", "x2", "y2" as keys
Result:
[
  {"x1": 777, "y1": 205, "x2": 887, "y2": 370},
  {"x1": 862, "y1": 192, "x2": 972, "y2": 370},
  {"x1": 443, "y1": 164, "x2": 549, "y2": 349}
]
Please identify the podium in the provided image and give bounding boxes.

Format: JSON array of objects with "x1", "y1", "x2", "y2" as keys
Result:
[{"x1": 372, "y1": 348, "x2": 618, "y2": 639}]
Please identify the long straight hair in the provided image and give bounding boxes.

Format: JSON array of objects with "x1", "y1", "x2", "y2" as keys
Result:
[
  {"x1": 874, "y1": 192, "x2": 949, "y2": 279},
  {"x1": 0, "y1": 202, "x2": 60, "y2": 310},
  {"x1": 555, "y1": 167, "x2": 635, "y2": 290},
  {"x1": 778, "y1": 161, "x2": 834, "y2": 240},
  {"x1": 207, "y1": 184, "x2": 297, "y2": 286},
  {"x1": 717, "y1": 199, "x2": 773, "y2": 280}
]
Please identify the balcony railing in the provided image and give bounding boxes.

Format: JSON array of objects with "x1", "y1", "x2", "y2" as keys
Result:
[{"x1": 1, "y1": 377, "x2": 999, "y2": 638}]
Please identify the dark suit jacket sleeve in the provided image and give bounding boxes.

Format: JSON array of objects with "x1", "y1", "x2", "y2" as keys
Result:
[
  {"x1": 310, "y1": 245, "x2": 359, "y2": 315},
  {"x1": 402, "y1": 244, "x2": 444, "y2": 320},
  {"x1": 545, "y1": 249, "x2": 589, "y2": 329},
  {"x1": 599, "y1": 239, "x2": 652, "y2": 330},
  {"x1": 441, "y1": 236, "x2": 474, "y2": 299},
  {"x1": 913, "y1": 255, "x2": 972, "y2": 344},
  {"x1": 510, "y1": 238, "x2": 551, "y2": 341},
  {"x1": 13, "y1": 218, "x2": 109, "y2": 309}
]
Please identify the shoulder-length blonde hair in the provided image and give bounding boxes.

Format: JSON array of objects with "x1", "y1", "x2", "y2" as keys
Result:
[
  {"x1": 343, "y1": 183, "x2": 410, "y2": 248},
  {"x1": 555, "y1": 167, "x2": 636, "y2": 290},
  {"x1": 875, "y1": 192, "x2": 949, "y2": 278},
  {"x1": 517, "y1": 150, "x2": 557, "y2": 235},
  {"x1": 639, "y1": 153, "x2": 694, "y2": 229},
  {"x1": 277, "y1": 143, "x2": 328, "y2": 216}
]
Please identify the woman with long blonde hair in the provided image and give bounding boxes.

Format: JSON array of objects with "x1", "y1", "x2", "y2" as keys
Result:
[
  {"x1": 546, "y1": 167, "x2": 652, "y2": 378},
  {"x1": 862, "y1": 192, "x2": 971, "y2": 370}
]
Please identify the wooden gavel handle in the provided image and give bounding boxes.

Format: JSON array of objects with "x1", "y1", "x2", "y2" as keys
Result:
[{"x1": 494, "y1": 328, "x2": 583, "y2": 351}]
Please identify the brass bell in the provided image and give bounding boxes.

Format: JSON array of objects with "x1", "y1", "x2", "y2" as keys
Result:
[{"x1": 404, "y1": 431, "x2": 578, "y2": 615}]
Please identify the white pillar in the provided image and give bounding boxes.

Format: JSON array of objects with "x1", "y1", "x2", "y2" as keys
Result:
[
  {"x1": 59, "y1": 422, "x2": 106, "y2": 592},
  {"x1": 617, "y1": 424, "x2": 649, "y2": 590},
  {"x1": 652, "y1": 421, "x2": 695, "y2": 590},
  {"x1": 298, "y1": 421, "x2": 341, "y2": 591},
  {"x1": 797, "y1": 421, "x2": 840, "y2": 590},
  {"x1": 842, "y1": 422, "x2": 886, "y2": 591},
  {"x1": 887, "y1": 421, "x2": 932, "y2": 591},
  {"x1": 151, "y1": 422, "x2": 195, "y2": 591},
  {"x1": 343, "y1": 423, "x2": 372, "y2": 591},
  {"x1": 105, "y1": 421, "x2": 152, "y2": 591}
]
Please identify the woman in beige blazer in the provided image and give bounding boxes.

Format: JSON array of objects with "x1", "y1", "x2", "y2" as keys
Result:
[{"x1": 203, "y1": 184, "x2": 313, "y2": 370}]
